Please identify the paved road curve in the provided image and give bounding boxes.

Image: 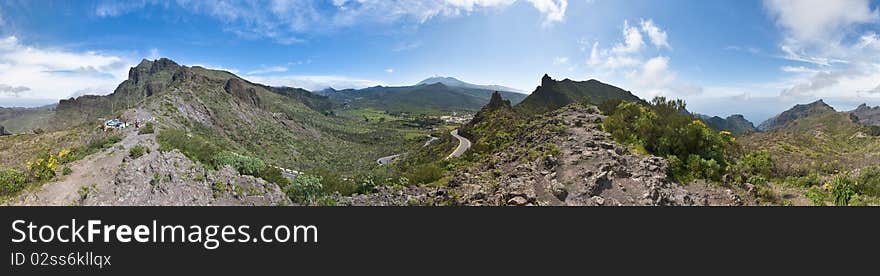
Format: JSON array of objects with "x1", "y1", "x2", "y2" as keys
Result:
[
  {"x1": 446, "y1": 129, "x2": 472, "y2": 160},
  {"x1": 376, "y1": 154, "x2": 402, "y2": 165}
]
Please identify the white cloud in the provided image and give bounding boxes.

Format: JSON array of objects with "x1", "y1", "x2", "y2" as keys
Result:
[
  {"x1": 385, "y1": 68, "x2": 394, "y2": 74},
  {"x1": 764, "y1": 0, "x2": 879, "y2": 44},
  {"x1": 603, "y1": 55, "x2": 640, "y2": 69},
  {"x1": 95, "y1": 0, "x2": 569, "y2": 43},
  {"x1": 148, "y1": 48, "x2": 161, "y2": 60},
  {"x1": 584, "y1": 20, "x2": 696, "y2": 98},
  {"x1": 639, "y1": 19, "x2": 670, "y2": 49},
  {"x1": 0, "y1": 83, "x2": 29, "y2": 97},
  {"x1": 636, "y1": 56, "x2": 675, "y2": 89},
  {"x1": 245, "y1": 75, "x2": 384, "y2": 91},
  {"x1": 763, "y1": 0, "x2": 880, "y2": 102},
  {"x1": 0, "y1": 36, "x2": 135, "y2": 101},
  {"x1": 587, "y1": 42, "x2": 601, "y2": 66},
  {"x1": 780, "y1": 66, "x2": 818, "y2": 74},
  {"x1": 866, "y1": 84, "x2": 880, "y2": 95},
  {"x1": 611, "y1": 20, "x2": 644, "y2": 54},
  {"x1": 526, "y1": 0, "x2": 568, "y2": 24},
  {"x1": 553, "y1": 56, "x2": 569, "y2": 65},
  {"x1": 392, "y1": 41, "x2": 423, "y2": 52},
  {"x1": 246, "y1": 66, "x2": 288, "y2": 75}
]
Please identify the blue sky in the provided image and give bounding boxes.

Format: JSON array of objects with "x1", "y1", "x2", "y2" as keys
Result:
[{"x1": 1, "y1": 0, "x2": 879, "y2": 123}]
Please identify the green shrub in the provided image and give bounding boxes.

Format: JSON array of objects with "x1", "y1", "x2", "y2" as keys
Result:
[
  {"x1": 747, "y1": 175, "x2": 768, "y2": 186},
  {"x1": 138, "y1": 122, "x2": 155, "y2": 135},
  {"x1": 785, "y1": 172, "x2": 822, "y2": 188},
  {"x1": 805, "y1": 186, "x2": 827, "y2": 206},
  {"x1": 829, "y1": 174, "x2": 856, "y2": 206},
  {"x1": 597, "y1": 99, "x2": 624, "y2": 115},
  {"x1": 87, "y1": 135, "x2": 122, "y2": 151},
  {"x1": 603, "y1": 97, "x2": 734, "y2": 182},
  {"x1": 258, "y1": 166, "x2": 292, "y2": 187},
  {"x1": 317, "y1": 169, "x2": 359, "y2": 196},
  {"x1": 284, "y1": 174, "x2": 324, "y2": 204},
  {"x1": 0, "y1": 168, "x2": 27, "y2": 196},
  {"x1": 129, "y1": 145, "x2": 146, "y2": 158},
  {"x1": 405, "y1": 163, "x2": 444, "y2": 185},
  {"x1": 733, "y1": 150, "x2": 774, "y2": 177},
  {"x1": 157, "y1": 129, "x2": 220, "y2": 168},
  {"x1": 151, "y1": 173, "x2": 161, "y2": 186},
  {"x1": 62, "y1": 166, "x2": 72, "y2": 176},
  {"x1": 213, "y1": 151, "x2": 266, "y2": 176},
  {"x1": 857, "y1": 166, "x2": 880, "y2": 197}
]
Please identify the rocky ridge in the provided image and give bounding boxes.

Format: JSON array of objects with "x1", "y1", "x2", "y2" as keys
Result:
[{"x1": 338, "y1": 104, "x2": 744, "y2": 206}]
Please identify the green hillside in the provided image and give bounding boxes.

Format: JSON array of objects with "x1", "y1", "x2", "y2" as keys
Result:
[{"x1": 742, "y1": 106, "x2": 880, "y2": 175}]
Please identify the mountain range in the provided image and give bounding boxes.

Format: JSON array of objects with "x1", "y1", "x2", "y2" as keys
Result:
[
  {"x1": 322, "y1": 77, "x2": 527, "y2": 114},
  {"x1": 416, "y1": 76, "x2": 524, "y2": 93},
  {"x1": 2, "y1": 58, "x2": 880, "y2": 206}
]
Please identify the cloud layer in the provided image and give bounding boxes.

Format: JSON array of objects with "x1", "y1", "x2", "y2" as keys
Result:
[
  {"x1": 763, "y1": 0, "x2": 880, "y2": 102},
  {"x1": 95, "y1": 0, "x2": 569, "y2": 43},
  {"x1": 584, "y1": 19, "x2": 697, "y2": 98},
  {"x1": 0, "y1": 36, "x2": 132, "y2": 102}
]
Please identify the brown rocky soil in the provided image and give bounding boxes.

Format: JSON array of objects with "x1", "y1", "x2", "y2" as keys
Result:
[
  {"x1": 339, "y1": 105, "x2": 750, "y2": 206},
  {"x1": 10, "y1": 112, "x2": 289, "y2": 206}
]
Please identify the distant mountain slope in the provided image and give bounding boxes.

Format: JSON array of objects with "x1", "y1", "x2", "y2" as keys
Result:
[
  {"x1": 757, "y1": 100, "x2": 836, "y2": 132},
  {"x1": 849, "y1": 103, "x2": 880, "y2": 126},
  {"x1": 515, "y1": 74, "x2": 644, "y2": 115},
  {"x1": 327, "y1": 82, "x2": 527, "y2": 114},
  {"x1": 699, "y1": 114, "x2": 757, "y2": 135},
  {"x1": 417, "y1": 76, "x2": 523, "y2": 93},
  {"x1": 265, "y1": 86, "x2": 335, "y2": 112},
  {"x1": 48, "y1": 58, "x2": 409, "y2": 173},
  {"x1": 742, "y1": 101, "x2": 880, "y2": 175},
  {"x1": 0, "y1": 104, "x2": 55, "y2": 134}
]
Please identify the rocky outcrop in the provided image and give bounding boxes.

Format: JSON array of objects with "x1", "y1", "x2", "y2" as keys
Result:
[
  {"x1": 850, "y1": 103, "x2": 880, "y2": 126},
  {"x1": 83, "y1": 149, "x2": 290, "y2": 206},
  {"x1": 224, "y1": 78, "x2": 262, "y2": 108},
  {"x1": 516, "y1": 74, "x2": 645, "y2": 115},
  {"x1": 0, "y1": 125, "x2": 8, "y2": 136},
  {"x1": 338, "y1": 105, "x2": 742, "y2": 206}
]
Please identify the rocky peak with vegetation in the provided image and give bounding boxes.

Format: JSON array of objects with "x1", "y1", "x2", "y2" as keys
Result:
[
  {"x1": 758, "y1": 99, "x2": 836, "y2": 132},
  {"x1": 701, "y1": 114, "x2": 758, "y2": 135},
  {"x1": 515, "y1": 74, "x2": 644, "y2": 115},
  {"x1": 850, "y1": 103, "x2": 880, "y2": 126}
]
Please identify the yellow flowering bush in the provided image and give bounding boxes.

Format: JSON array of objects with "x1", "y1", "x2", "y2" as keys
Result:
[{"x1": 27, "y1": 152, "x2": 58, "y2": 182}]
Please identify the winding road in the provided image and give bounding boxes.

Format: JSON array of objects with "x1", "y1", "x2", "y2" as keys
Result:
[
  {"x1": 376, "y1": 154, "x2": 402, "y2": 165},
  {"x1": 376, "y1": 130, "x2": 471, "y2": 165},
  {"x1": 445, "y1": 129, "x2": 472, "y2": 160}
]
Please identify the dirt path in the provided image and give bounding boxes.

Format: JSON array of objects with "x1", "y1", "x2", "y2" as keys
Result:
[{"x1": 13, "y1": 127, "x2": 154, "y2": 206}]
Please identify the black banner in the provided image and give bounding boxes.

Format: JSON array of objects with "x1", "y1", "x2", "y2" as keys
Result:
[{"x1": 2, "y1": 207, "x2": 878, "y2": 274}]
